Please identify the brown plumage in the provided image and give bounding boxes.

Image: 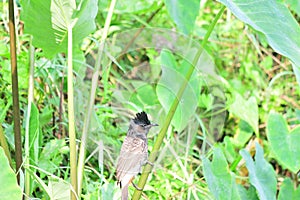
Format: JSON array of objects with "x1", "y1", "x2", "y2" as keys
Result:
[{"x1": 116, "y1": 111, "x2": 158, "y2": 200}]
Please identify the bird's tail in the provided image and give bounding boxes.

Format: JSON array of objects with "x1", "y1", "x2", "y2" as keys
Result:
[{"x1": 121, "y1": 184, "x2": 129, "y2": 200}]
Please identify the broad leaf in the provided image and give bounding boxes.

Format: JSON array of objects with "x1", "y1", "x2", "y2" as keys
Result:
[
  {"x1": 240, "y1": 143, "x2": 277, "y2": 200},
  {"x1": 278, "y1": 178, "x2": 300, "y2": 200},
  {"x1": 98, "y1": 0, "x2": 155, "y2": 13},
  {"x1": 21, "y1": 0, "x2": 97, "y2": 58},
  {"x1": 129, "y1": 82, "x2": 159, "y2": 106},
  {"x1": 229, "y1": 93, "x2": 258, "y2": 135},
  {"x1": 203, "y1": 148, "x2": 243, "y2": 200},
  {"x1": 48, "y1": 179, "x2": 70, "y2": 200},
  {"x1": 2, "y1": 52, "x2": 29, "y2": 89},
  {"x1": 237, "y1": 185, "x2": 259, "y2": 200},
  {"x1": 164, "y1": 0, "x2": 200, "y2": 35},
  {"x1": 217, "y1": 0, "x2": 300, "y2": 86},
  {"x1": 0, "y1": 147, "x2": 22, "y2": 200},
  {"x1": 156, "y1": 50, "x2": 201, "y2": 132},
  {"x1": 279, "y1": 0, "x2": 300, "y2": 17},
  {"x1": 232, "y1": 120, "x2": 253, "y2": 147},
  {"x1": 38, "y1": 139, "x2": 68, "y2": 179},
  {"x1": 267, "y1": 112, "x2": 300, "y2": 173}
]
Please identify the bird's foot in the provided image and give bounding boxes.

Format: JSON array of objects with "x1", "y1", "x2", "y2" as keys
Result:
[
  {"x1": 146, "y1": 160, "x2": 154, "y2": 166},
  {"x1": 132, "y1": 182, "x2": 143, "y2": 191}
]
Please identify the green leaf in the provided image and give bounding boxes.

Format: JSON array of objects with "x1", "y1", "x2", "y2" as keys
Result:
[
  {"x1": 26, "y1": 168, "x2": 71, "y2": 200},
  {"x1": 278, "y1": 178, "x2": 300, "y2": 200},
  {"x1": 0, "y1": 147, "x2": 22, "y2": 200},
  {"x1": 21, "y1": 0, "x2": 97, "y2": 58},
  {"x1": 280, "y1": 0, "x2": 300, "y2": 16},
  {"x1": 0, "y1": 98, "x2": 12, "y2": 123},
  {"x1": 156, "y1": 50, "x2": 201, "y2": 132},
  {"x1": 2, "y1": 52, "x2": 29, "y2": 89},
  {"x1": 266, "y1": 112, "x2": 300, "y2": 173},
  {"x1": 229, "y1": 93, "x2": 258, "y2": 135},
  {"x1": 240, "y1": 143, "x2": 277, "y2": 200},
  {"x1": 232, "y1": 120, "x2": 253, "y2": 147},
  {"x1": 217, "y1": 0, "x2": 300, "y2": 86},
  {"x1": 203, "y1": 148, "x2": 242, "y2": 200},
  {"x1": 39, "y1": 106, "x2": 54, "y2": 127},
  {"x1": 292, "y1": 63, "x2": 300, "y2": 87},
  {"x1": 135, "y1": 84, "x2": 159, "y2": 106},
  {"x1": 50, "y1": 0, "x2": 76, "y2": 43},
  {"x1": 223, "y1": 136, "x2": 237, "y2": 163},
  {"x1": 164, "y1": 0, "x2": 200, "y2": 34},
  {"x1": 98, "y1": 0, "x2": 156, "y2": 13},
  {"x1": 48, "y1": 179, "x2": 70, "y2": 200},
  {"x1": 237, "y1": 185, "x2": 259, "y2": 200},
  {"x1": 38, "y1": 139, "x2": 68, "y2": 178}
]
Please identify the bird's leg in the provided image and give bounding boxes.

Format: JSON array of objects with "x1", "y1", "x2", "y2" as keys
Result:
[
  {"x1": 146, "y1": 160, "x2": 154, "y2": 166},
  {"x1": 132, "y1": 182, "x2": 143, "y2": 191}
]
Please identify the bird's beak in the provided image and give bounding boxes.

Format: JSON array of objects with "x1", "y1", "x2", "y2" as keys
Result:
[{"x1": 145, "y1": 123, "x2": 159, "y2": 128}]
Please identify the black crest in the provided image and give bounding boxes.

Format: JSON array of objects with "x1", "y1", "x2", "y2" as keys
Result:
[{"x1": 133, "y1": 111, "x2": 150, "y2": 125}]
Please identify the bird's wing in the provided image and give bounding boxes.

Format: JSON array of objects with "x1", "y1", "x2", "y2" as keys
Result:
[{"x1": 116, "y1": 136, "x2": 147, "y2": 187}]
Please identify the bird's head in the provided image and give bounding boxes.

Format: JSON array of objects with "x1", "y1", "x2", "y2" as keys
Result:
[{"x1": 128, "y1": 111, "x2": 158, "y2": 138}]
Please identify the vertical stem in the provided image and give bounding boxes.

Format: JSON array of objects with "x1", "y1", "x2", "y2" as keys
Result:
[
  {"x1": 59, "y1": 73, "x2": 65, "y2": 138},
  {"x1": 24, "y1": 37, "x2": 35, "y2": 199},
  {"x1": 77, "y1": 0, "x2": 116, "y2": 196},
  {"x1": 132, "y1": 5, "x2": 226, "y2": 200},
  {"x1": 68, "y1": 27, "x2": 77, "y2": 200},
  {"x1": 8, "y1": 0, "x2": 23, "y2": 184}
]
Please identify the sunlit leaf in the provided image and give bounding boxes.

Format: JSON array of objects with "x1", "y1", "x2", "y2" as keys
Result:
[
  {"x1": 0, "y1": 147, "x2": 22, "y2": 200},
  {"x1": 156, "y1": 50, "x2": 201, "y2": 132},
  {"x1": 48, "y1": 179, "x2": 70, "y2": 200},
  {"x1": 232, "y1": 120, "x2": 253, "y2": 147},
  {"x1": 164, "y1": 0, "x2": 200, "y2": 34},
  {"x1": 38, "y1": 139, "x2": 68, "y2": 178},
  {"x1": 279, "y1": 0, "x2": 300, "y2": 16},
  {"x1": 21, "y1": 0, "x2": 97, "y2": 58},
  {"x1": 98, "y1": 0, "x2": 155, "y2": 13},
  {"x1": 203, "y1": 148, "x2": 243, "y2": 200},
  {"x1": 217, "y1": 0, "x2": 300, "y2": 86},
  {"x1": 229, "y1": 93, "x2": 258, "y2": 135},
  {"x1": 278, "y1": 178, "x2": 300, "y2": 200},
  {"x1": 2, "y1": 52, "x2": 29, "y2": 89},
  {"x1": 240, "y1": 143, "x2": 277, "y2": 200},
  {"x1": 267, "y1": 112, "x2": 300, "y2": 173}
]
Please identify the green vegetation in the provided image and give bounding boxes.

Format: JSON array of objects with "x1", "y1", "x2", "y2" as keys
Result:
[{"x1": 1, "y1": 0, "x2": 300, "y2": 199}]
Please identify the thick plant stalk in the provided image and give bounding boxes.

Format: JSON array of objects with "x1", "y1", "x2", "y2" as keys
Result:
[
  {"x1": 8, "y1": 0, "x2": 23, "y2": 184},
  {"x1": 132, "y1": 5, "x2": 226, "y2": 200},
  {"x1": 77, "y1": 0, "x2": 117, "y2": 196},
  {"x1": 67, "y1": 26, "x2": 77, "y2": 200},
  {"x1": 24, "y1": 38, "x2": 35, "y2": 198}
]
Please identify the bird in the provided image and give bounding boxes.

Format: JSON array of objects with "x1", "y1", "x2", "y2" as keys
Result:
[{"x1": 116, "y1": 111, "x2": 158, "y2": 200}]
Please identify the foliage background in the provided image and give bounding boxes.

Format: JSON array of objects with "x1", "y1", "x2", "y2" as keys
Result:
[{"x1": 0, "y1": 0, "x2": 300, "y2": 199}]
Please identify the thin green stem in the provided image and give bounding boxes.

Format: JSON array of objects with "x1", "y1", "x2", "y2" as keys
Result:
[
  {"x1": 68, "y1": 26, "x2": 77, "y2": 200},
  {"x1": 201, "y1": 6, "x2": 225, "y2": 48},
  {"x1": 132, "y1": 5, "x2": 226, "y2": 199},
  {"x1": 76, "y1": 0, "x2": 116, "y2": 196},
  {"x1": 230, "y1": 155, "x2": 242, "y2": 171}
]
